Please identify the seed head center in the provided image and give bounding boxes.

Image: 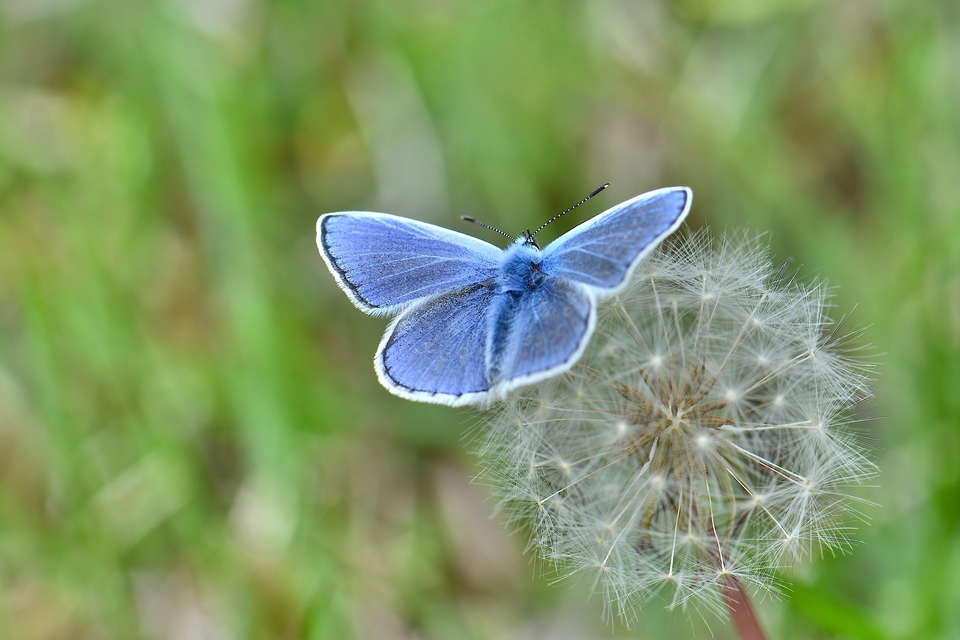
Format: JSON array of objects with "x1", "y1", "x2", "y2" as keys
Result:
[{"x1": 614, "y1": 360, "x2": 735, "y2": 461}]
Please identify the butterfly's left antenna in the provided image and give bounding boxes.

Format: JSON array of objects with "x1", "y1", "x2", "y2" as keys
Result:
[
  {"x1": 532, "y1": 182, "x2": 610, "y2": 236},
  {"x1": 461, "y1": 216, "x2": 516, "y2": 242}
]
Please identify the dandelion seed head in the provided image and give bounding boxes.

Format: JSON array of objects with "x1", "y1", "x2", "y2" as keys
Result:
[{"x1": 477, "y1": 230, "x2": 876, "y2": 624}]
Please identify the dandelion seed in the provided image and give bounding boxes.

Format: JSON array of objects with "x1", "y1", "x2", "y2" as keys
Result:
[{"x1": 477, "y1": 230, "x2": 876, "y2": 627}]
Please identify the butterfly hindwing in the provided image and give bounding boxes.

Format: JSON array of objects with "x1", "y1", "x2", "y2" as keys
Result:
[
  {"x1": 375, "y1": 283, "x2": 496, "y2": 405},
  {"x1": 542, "y1": 187, "x2": 691, "y2": 293},
  {"x1": 487, "y1": 277, "x2": 595, "y2": 386},
  {"x1": 318, "y1": 212, "x2": 502, "y2": 315}
]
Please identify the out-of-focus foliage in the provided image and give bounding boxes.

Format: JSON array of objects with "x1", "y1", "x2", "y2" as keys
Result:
[{"x1": 0, "y1": 0, "x2": 957, "y2": 638}]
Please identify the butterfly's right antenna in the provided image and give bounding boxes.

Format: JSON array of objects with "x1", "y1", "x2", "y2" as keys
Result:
[
  {"x1": 461, "y1": 216, "x2": 516, "y2": 242},
  {"x1": 533, "y1": 182, "x2": 610, "y2": 236}
]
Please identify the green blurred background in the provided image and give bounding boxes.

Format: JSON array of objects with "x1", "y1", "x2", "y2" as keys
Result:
[{"x1": 1, "y1": 0, "x2": 958, "y2": 638}]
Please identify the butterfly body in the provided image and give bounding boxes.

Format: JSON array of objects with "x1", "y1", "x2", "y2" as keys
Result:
[{"x1": 317, "y1": 187, "x2": 692, "y2": 406}]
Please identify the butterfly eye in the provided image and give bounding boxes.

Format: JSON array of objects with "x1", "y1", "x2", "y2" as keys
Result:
[{"x1": 521, "y1": 230, "x2": 540, "y2": 250}]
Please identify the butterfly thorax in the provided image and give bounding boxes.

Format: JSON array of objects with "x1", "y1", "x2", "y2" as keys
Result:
[{"x1": 497, "y1": 243, "x2": 546, "y2": 294}]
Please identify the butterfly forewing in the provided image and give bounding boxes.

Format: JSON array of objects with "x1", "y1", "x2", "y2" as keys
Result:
[
  {"x1": 318, "y1": 212, "x2": 502, "y2": 314},
  {"x1": 542, "y1": 187, "x2": 691, "y2": 293}
]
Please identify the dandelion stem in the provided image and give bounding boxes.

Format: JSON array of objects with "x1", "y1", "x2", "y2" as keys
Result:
[{"x1": 720, "y1": 574, "x2": 767, "y2": 640}]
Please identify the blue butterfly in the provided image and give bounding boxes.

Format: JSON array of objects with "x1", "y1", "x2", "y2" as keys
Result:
[{"x1": 317, "y1": 186, "x2": 691, "y2": 406}]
